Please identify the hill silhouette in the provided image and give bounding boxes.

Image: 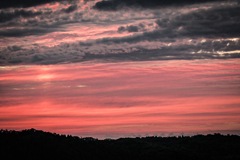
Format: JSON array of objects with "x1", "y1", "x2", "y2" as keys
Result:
[{"x1": 0, "y1": 129, "x2": 240, "y2": 160}]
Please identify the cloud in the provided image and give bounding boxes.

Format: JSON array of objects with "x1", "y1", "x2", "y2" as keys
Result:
[
  {"x1": 118, "y1": 23, "x2": 150, "y2": 33},
  {"x1": 0, "y1": 0, "x2": 239, "y2": 65},
  {"x1": 93, "y1": 0, "x2": 224, "y2": 10},
  {"x1": 0, "y1": 27, "x2": 59, "y2": 37},
  {"x1": 0, "y1": 4, "x2": 80, "y2": 37},
  {"x1": 156, "y1": 5, "x2": 240, "y2": 38},
  {"x1": 61, "y1": 4, "x2": 78, "y2": 13},
  {"x1": 1, "y1": 37, "x2": 239, "y2": 65},
  {"x1": 0, "y1": 0, "x2": 75, "y2": 9},
  {"x1": 93, "y1": 4, "x2": 240, "y2": 44},
  {"x1": 118, "y1": 25, "x2": 139, "y2": 33},
  {"x1": 0, "y1": 9, "x2": 43, "y2": 23},
  {"x1": 7, "y1": 45, "x2": 22, "y2": 52},
  {"x1": 80, "y1": 42, "x2": 240, "y2": 62},
  {"x1": 0, "y1": 1, "x2": 99, "y2": 37}
]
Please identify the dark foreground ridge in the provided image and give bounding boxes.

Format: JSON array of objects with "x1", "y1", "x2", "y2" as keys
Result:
[{"x1": 1, "y1": 129, "x2": 240, "y2": 160}]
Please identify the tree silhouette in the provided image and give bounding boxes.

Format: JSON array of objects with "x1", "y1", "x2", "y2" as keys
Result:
[{"x1": 0, "y1": 129, "x2": 240, "y2": 160}]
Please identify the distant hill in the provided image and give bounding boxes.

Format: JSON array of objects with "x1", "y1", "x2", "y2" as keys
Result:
[{"x1": 0, "y1": 129, "x2": 240, "y2": 160}]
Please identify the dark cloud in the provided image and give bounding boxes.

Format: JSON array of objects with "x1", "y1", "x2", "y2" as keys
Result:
[
  {"x1": 0, "y1": 0, "x2": 75, "y2": 9},
  {"x1": 7, "y1": 45, "x2": 22, "y2": 52},
  {"x1": 118, "y1": 23, "x2": 153, "y2": 33},
  {"x1": 0, "y1": 9, "x2": 42, "y2": 23},
  {"x1": 61, "y1": 4, "x2": 78, "y2": 13},
  {"x1": 81, "y1": 41, "x2": 240, "y2": 62},
  {"x1": 0, "y1": 27, "x2": 58, "y2": 37},
  {"x1": 0, "y1": 0, "x2": 239, "y2": 65},
  {"x1": 93, "y1": 0, "x2": 223, "y2": 10},
  {"x1": 118, "y1": 25, "x2": 139, "y2": 33},
  {"x1": 95, "y1": 5, "x2": 240, "y2": 44},
  {"x1": 0, "y1": 5, "x2": 78, "y2": 37},
  {"x1": 1, "y1": 37, "x2": 239, "y2": 65},
  {"x1": 156, "y1": 5, "x2": 240, "y2": 38}
]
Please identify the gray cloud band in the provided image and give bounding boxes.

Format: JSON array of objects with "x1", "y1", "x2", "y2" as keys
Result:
[
  {"x1": 93, "y1": 0, "x2": 224, "y2": 10},
  {"x1": 0, "y1": 0, "x2": 239, "y2": 65},
  {"x1": 0, "y1": 0, "x2": 77, "y2": 9}
]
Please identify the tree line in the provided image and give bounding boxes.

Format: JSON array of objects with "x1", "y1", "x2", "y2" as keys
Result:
[{"x1": 0, "y1": 129, "x2": 240, "y2": 160}]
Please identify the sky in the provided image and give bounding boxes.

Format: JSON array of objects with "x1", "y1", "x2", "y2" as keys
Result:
[
  {"x1": 0, "y1": 0, "x2": 239, "y2": 64},
  {"x1": 0, "y1": 0, "x2": 240, "y2": 138}
]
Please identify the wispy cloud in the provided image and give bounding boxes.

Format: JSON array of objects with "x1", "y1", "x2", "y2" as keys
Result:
[{"x1": 0, "y1": 59, "x2": 240, "y2": 137}]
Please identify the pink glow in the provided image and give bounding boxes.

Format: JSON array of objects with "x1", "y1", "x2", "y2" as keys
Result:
[
  {"x1": 0, "y1": 59, "x2": 240, "y2": 138},
  {"x1": 33, "y1": 23, "x2": 131, "y2": 47}
]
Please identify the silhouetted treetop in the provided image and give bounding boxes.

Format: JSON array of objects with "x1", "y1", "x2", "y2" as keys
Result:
[{"x1": 0, "y1": 129, "x2": 240, "y2": 160}]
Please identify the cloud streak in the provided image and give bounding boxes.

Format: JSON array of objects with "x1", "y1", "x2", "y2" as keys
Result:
[
  {"x1": 93, "y1": 0, "x2": 224, "y2": 10},
  {"x1": 0, "y1": 0, "x2": 77, "y2": 9},
  {"x1": 0, "y1": 59, "x2": 240, "y2": 137}
]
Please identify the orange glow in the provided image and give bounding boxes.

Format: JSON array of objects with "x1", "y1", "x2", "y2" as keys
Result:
[{"x1": 0, "y1": 59, "x2": 240, "y2": 138}]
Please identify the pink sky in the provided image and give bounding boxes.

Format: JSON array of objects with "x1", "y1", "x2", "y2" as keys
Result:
[
  {"x1": 0, "y1": 59, "x2": 240, "y2": 138},
  {"x1": 0, "y1": 0, "x2": 240, "y2": 138}
]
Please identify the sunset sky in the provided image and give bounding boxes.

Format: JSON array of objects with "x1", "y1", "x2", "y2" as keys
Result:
[{"x1": 0, "y1": 0, "x2": 240, "y2": 138}]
